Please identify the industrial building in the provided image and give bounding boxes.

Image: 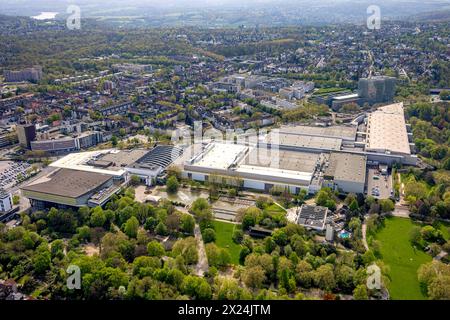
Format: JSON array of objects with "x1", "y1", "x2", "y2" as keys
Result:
[
  {"x1": 261, "y1": 103, "x2": 417, "y2": 166},
  {"x1": 180, "y1": 143, "x2": 320, "y2": 194},
  {"x1": 323, "y1": 153, "x2": 366, "y2": 194},
  {"x1": 177, "y1": 141, "x2": 365, "y2": 195},
  {"x1": 21, "y1": 146, "x2": 184, "y2": 209},
  {"x1": 174, "y1": 102, "x2": 415, "y2": 196}
]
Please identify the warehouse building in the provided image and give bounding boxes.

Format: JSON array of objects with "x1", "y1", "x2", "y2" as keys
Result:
[
  {"x1": 365, "y1": 103, "x2": 416, "y2": 165},
  {"x1": 323, "y1": 153, "x2": 367, "y2": 194},
  {"x1": 261, "y1": 103, "x2": 416, "y2": 166},
  {"x1": 180, "y1": 142, "x2": 324, "y2": 194}
]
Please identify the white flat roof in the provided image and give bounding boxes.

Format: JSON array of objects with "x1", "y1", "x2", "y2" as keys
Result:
[
  {"x1": 333, "y1": 93, "x2": 360, "y2": 100},
  {"x1": 236, "y1": 165, "x2": 313, "y2": 183},
  {"x1": 190, "y1": 143, "x2": 248, "y2": 170},
  {"x1": 366, "y1": 102, "x2": 411, "y2": 155},
  {"x1": 186, "y1": 142, "x2": 316, "y2": 186},
  {"x1": 50, "y1": 149, "x2": 126, "y2": 176}
]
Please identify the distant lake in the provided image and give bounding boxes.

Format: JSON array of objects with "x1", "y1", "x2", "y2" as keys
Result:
[{"x1": 31, "y1": 12, "x2": 58, "y2": 20}]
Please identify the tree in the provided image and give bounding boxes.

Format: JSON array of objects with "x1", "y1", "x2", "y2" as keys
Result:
[
  {"x1": 349, "y1": 199, "x2": 359, "y2": 212},
  {"x1": 316, "y1": 188, "x2": 336, "y2": 209},
  {"x1": 242, "y1": 266, "x2": 266, "y2": 289},
  {"x1": 418, "y1": 260, "x2": 450, "y2": 299},
  {"x1": 130, "y1": 175, "x2": 141, "y2": 186},
  {"x1": 335, "y1": 265, "x2": 355, "y2": 292},
  {"x1": 155, "y1": 221, "x2": 168, "y2": 236},
  {"x1": 215, "y1": 278, "x2": 252, "y2": 300},
  {"x1": 32, "y1": 243, "x2": 51, "y2": 275},
  {"x1": 202, "y1": 228, "x2": 216, "y2": 243},
  {"x1": 90, "y1": 207, "x2": 106, "y2": 228},
  {"x1": 353, "y1": 284, "x2": 369, "y2": 300},
  {"x1": 180, "y1": 214, "x2": 195, "y2": 234},
  {"x1": 205, "y1": 243, "x2": 230, "y2": 268},
  {"x1": 147, "y1": 240, "x2": 165, "y2": 257},
  {"x1": 12, "y1": 195, "x2": 20, "y2": 205},
  {"x1": 190, "y1": 198, "x2": 213, "y2": 222},
  {"x1": 111, "y1": 135, "x2": 118, "y2": 147},
  {"x1": 181, "y1": 276, "x2": 211, "y2": 300},
  {"x1": 124, "y1": 216, "x2": 139, "y2": 239},
  {"x1": 313, "y1": 264, "x2": 336, "y2": 290},
  {"x1": 50, "y1": 239, "x2": 65, "y2": 260},
  {"x1": 172, "y1": 237, "x2": 198, "y2": 265},
  {"x1": 255, "y1": 196, "x2": 273, "y2": 209},
  {"x1": 348, "y1": 217, "x2": 362, "y2": 239},
  {"x1": 232, "y1": 229, "x2": 244, "y2": 244},
  {"x1": 241, "y1": 207, "x2": 262, "y2": 230},
  {"x1": 166, "y1": 176, "x2": 179, "y2": 194},
  {"x1": 77, "y1": 226, "x2": 91, "y2": 243},
  {"x1": 379, "y1": 199, "x2": 395, "y2": 213},
  {"x1": 272, "y1": 229, "x2": 288, "y2": 246}
]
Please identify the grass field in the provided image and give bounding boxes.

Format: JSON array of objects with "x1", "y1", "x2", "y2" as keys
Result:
[
  {"x1": 373, "y1": 217, "x2": 432, "y2": 300},
  {"x1": 212, "y1": 220, "x2": 242, "y2": 265},
  {"x1": 263, "y1": 203, "x2": 287, "y2": 215}
]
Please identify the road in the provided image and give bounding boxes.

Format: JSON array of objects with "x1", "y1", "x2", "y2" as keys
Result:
[
  {"x1": 361, "y1": 219, "x2": 369, "y2": 251},
  {"x1": 393, "y1": 173, "x2": 410, "y2": 218},
  {"x1": 193, "y1": 223, "x2": 209, "y2": 277}
]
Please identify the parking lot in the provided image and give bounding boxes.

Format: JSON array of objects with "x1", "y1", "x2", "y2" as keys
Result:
[
  {"x1": 0, "y1": 161, "x2": 33, "y2": 190},
  {"x1": 366, "y1": 167, "x2": 393, "y2": 199}
]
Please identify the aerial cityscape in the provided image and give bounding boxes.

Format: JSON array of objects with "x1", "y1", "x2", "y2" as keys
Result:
[{"x1": 0, "y1": 0, "x2": 449, "y2": 306}]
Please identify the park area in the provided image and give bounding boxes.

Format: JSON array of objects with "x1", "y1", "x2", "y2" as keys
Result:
[
  {"x1": 212, "y1": 220, "x2": 242, "y2": 265},
  {"x1": 373, "y1": 217, "x2": 432, "y2": 300}
]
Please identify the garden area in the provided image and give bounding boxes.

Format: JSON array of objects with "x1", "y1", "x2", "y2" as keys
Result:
[
  {"x1": 372, "y1": 217, "x2": 432, "y2": 299},
  {"x1": 212, "y1": 220, "x2": 242, "y2": 265}
]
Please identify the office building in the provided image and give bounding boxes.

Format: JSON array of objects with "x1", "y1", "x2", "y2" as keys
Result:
[
  {"x1": 0, "y1": 189, "x2": 13, "y2": 213},
  {"x1": 17, "y1": 124, "x2": 36, "y2": 149},
  {"x1": 358, "y1": 76, "x2": 396, "y2": 105}
]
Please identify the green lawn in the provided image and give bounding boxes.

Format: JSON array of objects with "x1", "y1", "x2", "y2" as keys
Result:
[
  {"x1": 313, "y1": 87, "x2": 348, "y2": 95},
  {"x1": 436, "y1": 221, "x2": 450, "y2": 241},
  {"x1": 263, "y1": 203, "x2": 287, "y2": 215},
  {"x1": 373, "y1": 217, "x2": 432, "y2": 300},
  {"x1": 212, "y1": 220, "x2": 242, "y2": 265}
]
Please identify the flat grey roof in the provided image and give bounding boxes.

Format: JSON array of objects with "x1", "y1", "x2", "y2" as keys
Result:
[
  {"x1": 297, "y1": 205, "x2": 328, "y2": 230},
  {"x1": 278, "y1": 125, "x2": 357, "y2": 141},
  {"x1": 268, "y1": 133, "x2": 342, "y2": 151},
  {"x1": 22, "y1": 168, "x2": 112, "y2": 198},
  {"x1": 99, "y1": 149, "x2": 149, "y2": 168},
  {"x1": 244, "y1": 149, "x2": 319, "y2": 173},
  {"x1": 324, "y1": 152, "x2": 366, "y2": 183}
]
